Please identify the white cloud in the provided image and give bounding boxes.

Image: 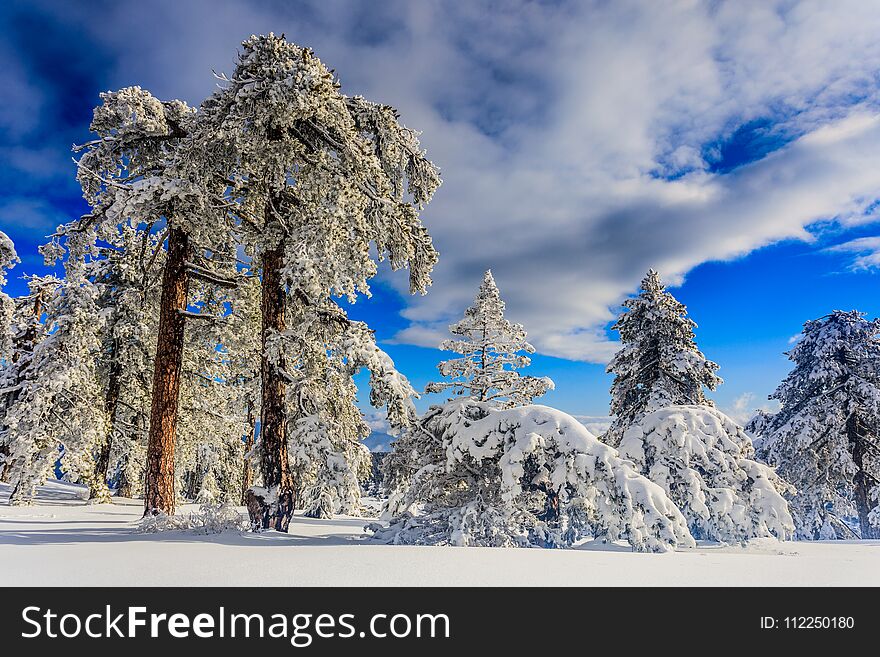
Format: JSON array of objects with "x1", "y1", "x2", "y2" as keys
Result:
[
  {"x1": 828, "y1": 236, "x2": 880, "y2": 271},
  {"x1": 722, "y1": 392, "x2": 781, "y2": 425},
  {"x1": 10, "y1": 0, "x2": 880, "y2": 363}
]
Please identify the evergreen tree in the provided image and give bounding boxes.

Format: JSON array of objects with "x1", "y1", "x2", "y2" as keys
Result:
[
  {"x1": 605, "y1": 269, "x2": 721, "y2": 446},
  {"x1": 426, "y1": 270, "x2": 554, "y2": 409},
  {"x1": 197, "y1": 34, "x2": 441, "y2": 531},
  {"x1": 83, "y1": 223, "x2": 164, "y2": 499},
  {"x1": 0, "y1": 276, "x2": 56, "y2": 483},
  {"x1": 63, "y1": 85, "x2": 234, "y2": 515},
  {"x1": 176, "y1": 278, "x2": 246, "y2": 505},
  {"x1": 619, "y1": 405, "x2": 794, "y2": 542},
  {"x1": 753, "y1": 310, "x2": 880, "y2": 539}
]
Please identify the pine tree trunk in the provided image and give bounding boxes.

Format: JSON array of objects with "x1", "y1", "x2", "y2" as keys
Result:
[
  {"x1": 246, "y1": 243, "x2": 295, "y2": 532},
  {"x1": 117, "y1": 468, "x2": 132, "y2": 498},
  {"x1": 143, "y1": 227, "x2": 191, "y2": 516},
  {"x1": 91, "y1": 336, "x2": 121, "y2": 499},
  {"x1": 240, "y1": 395, "x2": 256, "y2": 505},
  {"x1": 849, "y1": 412, "x2": 878, "y2": 539}
]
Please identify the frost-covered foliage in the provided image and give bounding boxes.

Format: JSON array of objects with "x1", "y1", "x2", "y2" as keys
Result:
[
  {"x1": 753, "y1": 310, "x2": 880, "y2": 539},
  {"x1": 198, "y1": 33, "x2": 441, "y2": 300},
  {"x1": 63, "y1": 223, "x2": 165, "y2": 498},
  {"x1": 426, "y1": 270, "x2": 554, "y2": 409},
  {"x1": 69, "y1": 85, "x2": 228, "y2": 253},
  {"x1": 138, "y1": 502, "x2": 248, "y2": 534},
  {"x1": 0, "y1": 231, "x2": 19, "y2": 360},
  {"x1": 0, "y1": 276, "x2": 54, "y2": 483},
  {"x1": 176, "y1": 279, "x2": 247, "y2": 505},
  {"x1": 0, "y1": 269, "x2": 109, "y2": 504},
  {"x1": 376, "y1": 400, "x2": 694, "y2": 552},
  {"x1": 282, "y1": 308, "x2": 414, "y2": 518},
  {"x1": 289, "y1": 413, "x2": 372, "y2": 518},
  {"x1": 605, "y1": 270, "x2": 722, "y2": 446},
  {"x1": 619, "y1": 406, "x2": 794, "y2": 542}
]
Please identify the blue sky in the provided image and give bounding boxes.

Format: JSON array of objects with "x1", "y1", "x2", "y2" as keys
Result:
[{"x1": 3, "y1": 0, "x2": 880, "y2": 433}]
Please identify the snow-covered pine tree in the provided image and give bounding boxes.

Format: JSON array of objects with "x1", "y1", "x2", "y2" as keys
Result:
[
  {"x1": 605, "y1": 269, "x2": 722, "y2": 446},
  {"x1": 65, "y1": 85, "x2": 234, "y2": 515},
  {"x1": 222, "y1": 268, "x2": 262, "y2": 505},
  {"x1": 618, "y1": 405, "x2": 794, "y2": 542},
  {"x1": 0, "y1": 275, "x2": 56, "y2": 483},
  {"x1": 753, "y1": 310, "x2": 880, "y2": 539},
  {"x1": 198, "y1": 34, "x2": 441, "y2": 531},
  {"x1": 373, "y1": 399, "x2": 695, "y2": 552},
  {"x1": 425, "y1": 270, "x2": 554, "y2": 409},
  {"x1": 1, "y1": 264, "x2": 110, "y2": 504}
]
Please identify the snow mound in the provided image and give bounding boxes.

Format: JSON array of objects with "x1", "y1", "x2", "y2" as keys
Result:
[
  {"x1": 374, "y1": 400, "x2": 695, "y2": 552},
  {"x1": 619, "y1": 405, "x2": 794, "y2": 543},
  {"x1": 139, "y1": 503, "x2": 248, "y2": 535}
]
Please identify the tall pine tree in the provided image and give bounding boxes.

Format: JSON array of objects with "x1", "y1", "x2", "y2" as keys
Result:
[
  {"x1": 752, "y1": 310, "x2": 880, "y2": 539},
  {"x1": 426, "y1": 270, "x2": 554, "y2": 409},
  {"x1": 605, "y1": 269, "x2": 721, "y2": 446},
  {"x1": 197, "y1": 34, "x2": 441, "y2": 531}
]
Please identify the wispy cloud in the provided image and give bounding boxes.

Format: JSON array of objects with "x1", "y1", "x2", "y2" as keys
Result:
[{"x1": 828, "y1": 236, "x2": 880, "y2": 271}]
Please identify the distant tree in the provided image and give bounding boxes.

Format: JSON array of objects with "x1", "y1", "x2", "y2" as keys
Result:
[
  {"x1": 83, "y1": 224, "x2": 164, "y2": 499},
  {"x1": 198, "y1": 34, "x2": 441, "y2": 531},
  {"x1": 426, "y1": 270, "x2": 554, "y2": 409},
  {"x1": 753, "y1": 310, "x2": 880, "y2": 539},
  {"x1": 176, "y1": 278, "x2": 246, "y2": 505},
  {"x1": 605, "y1": 269, "x2": 721, "y2": 446},
  {"x1": 221, "y1": 269, "x2": 262, "y2": 505}
]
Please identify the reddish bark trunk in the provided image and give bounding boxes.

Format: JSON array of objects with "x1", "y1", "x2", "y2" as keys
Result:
[
  {"x1": 143, "y1": 227, "x2": 191, "y2": 516},
  {"x1": 246, "y1": 244, "x2": 295, "y2": 531}
]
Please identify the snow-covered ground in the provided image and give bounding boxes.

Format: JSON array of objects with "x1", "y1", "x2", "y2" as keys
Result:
[{"x1": 1, "y1": 481, "x2": 878, "y2": 586}]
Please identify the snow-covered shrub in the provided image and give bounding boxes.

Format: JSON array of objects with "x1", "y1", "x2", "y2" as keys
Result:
[
  {"x1": 138, "y1": 502, "x2": 248, "y2": 535},
  {"x1": 374, "y1": 400, "x2": 695, "y2": 552},
  {"x1": 619, "y1": 405, "x2": 794, "y2": 543}
]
